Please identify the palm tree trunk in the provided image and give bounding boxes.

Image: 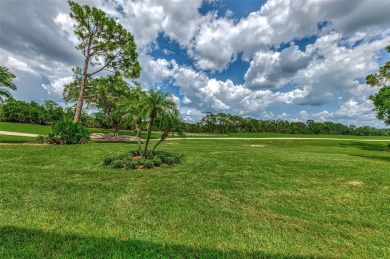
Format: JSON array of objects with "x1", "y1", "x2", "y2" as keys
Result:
[
  {"x1": 143, "y1": 114, "x2": 155, "y2": 156},
  {"x1": 136, "y1": 118, "x2": 142, "y2": 153},
  {"x1": 152, "y1": 130, "x2": 169, "y2": 152}
]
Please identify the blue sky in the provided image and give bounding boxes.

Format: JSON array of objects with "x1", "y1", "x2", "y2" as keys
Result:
[{"x1": 0, "y1": 0, "x2": 389, "y2": 127}]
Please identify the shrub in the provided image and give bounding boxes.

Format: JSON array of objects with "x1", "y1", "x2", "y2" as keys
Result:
[
  {"x1": 137, "y1": 158, "x2": 146, "y2": 166},
  {"x1": 112, "y1": 160, "x2": 125, "y2": 169},
  {"x1": 155, "y1": 151, "x2": 182, "y2": 164},
  {"x1": 129, "y1": 161, "x2": 139, "y2": 169},
  {"x1": 103, "y1": 150, "x2": 182, "y2": 170},
  {"x1": 103, "y1": 156, "x2": 115, "y2": 165},
  {"x1": 39, "y1": 118, "x2": 90, "y2": 144},
  {"x1": 143, "y1": 160, "x2": 154, "y2": 169},
  {"x1": 152, "y1": 158, "x2": 162, "y2": 167}
]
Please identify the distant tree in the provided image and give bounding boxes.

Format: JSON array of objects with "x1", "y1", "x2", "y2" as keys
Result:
[
  {"x1": 0, "y1": 65, "x2": 17, "y2": 103},
  {"x1": 43, "y1": 100, "x2": 64, "y2": 123},
  {"x1": 366, "y1": 44, "x2": 390, "y2": 125},
  {"x1": 68, "y1": 1, "x2": 141, "y2": 122},
  {"x1": 1, "y1": 98, "x2": 63, "y2": 125}
]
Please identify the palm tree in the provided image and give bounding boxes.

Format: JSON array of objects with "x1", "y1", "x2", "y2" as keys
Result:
[
  {"x1": 151, "y1": 107, "x2": 181, "y2": 152},
  {"x1": 120, "y1": 89, "x2": 148, "y2": 153},
  {"x1": 0, "y1": 66, "x2": 17, "y2": 103},
  {"x1": 143, "y1": 90, "x2": 178, "y2": 155}
]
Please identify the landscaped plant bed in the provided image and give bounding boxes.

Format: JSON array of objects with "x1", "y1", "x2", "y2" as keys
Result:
[{"x1": 103, "y1": 150, "x2": 182, "y2": 170}]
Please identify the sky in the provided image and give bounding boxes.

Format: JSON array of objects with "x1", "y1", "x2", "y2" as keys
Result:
[{"x1": 0, "y1": 0, "x2": 390, "y2": 127}]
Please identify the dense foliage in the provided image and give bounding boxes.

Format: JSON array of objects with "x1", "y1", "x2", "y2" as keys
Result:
[
  {"x1": 366, "y1": 44, "x2": 390, "y2": 125},
  {"x1": 0, "y1": 99, "x2": 64, "y2": 125},
  {"x1": 104, "y1": 150, "x2": 182, "y2": 170},
  {"x1": 182, "y1": 112, "x2": 390, "y2": 136},
  {"x1": 38, "y1": 117, "x2": 90, "y2": 144},
  {"x1": 64, "y1": 74, "x2": 134, "y2": 134}
]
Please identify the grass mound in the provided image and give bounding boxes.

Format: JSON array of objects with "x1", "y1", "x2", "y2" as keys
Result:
[{"x1": 104, "y1": 150, "x2": 182, "y2": 170}]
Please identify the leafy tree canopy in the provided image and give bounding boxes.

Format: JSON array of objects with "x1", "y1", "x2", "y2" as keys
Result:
[
  {"x1": 64, "y1": 73, "x2": 135, "y2": 134},
  {"x1": 68, "y1": 1, "x2": 141, "y2": 121},
  {"x1": 366, "y1": 44, "x2": 390, "y2": 125}
]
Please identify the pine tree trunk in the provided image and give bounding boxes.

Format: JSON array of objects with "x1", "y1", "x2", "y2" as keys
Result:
[{"x1": 74, "y1": 57, "x2": 90, "y2": 122}]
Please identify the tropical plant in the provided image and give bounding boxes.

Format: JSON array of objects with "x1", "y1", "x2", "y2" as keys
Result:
[
  {"x1": 152, "y1": 110, "x2": 182, "y2": 152},
  {"x1": 39, "y1": 117, "x2": 90, "y2": 144},
  {"x1": 0, "y1": 65, "x2": 17, "y2": 103},
  {"x1": 68, "y1": 1, "x2": 141, "y2": 122},
  {"x1": 143, "y1": 90, "x2": 179, "y2": 155},
  {"x1": 103, "y1": 150, "x2": 182, "y2": 170},
  {"x1": 120, "y1": 88, "x2": 148, "y2": 153}
]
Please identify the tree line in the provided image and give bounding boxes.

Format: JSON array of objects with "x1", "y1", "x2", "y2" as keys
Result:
[
  {"x1": 1, "y1": 99, "x2": 389, "y2": 136},
  {"x1": 182, "y1": 112, "x2": 390, "y2": 136}
]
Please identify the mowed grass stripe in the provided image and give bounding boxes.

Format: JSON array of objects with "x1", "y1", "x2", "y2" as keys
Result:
[{"x1": 0, "y1": 140, "x2": 389, "y2": 257}]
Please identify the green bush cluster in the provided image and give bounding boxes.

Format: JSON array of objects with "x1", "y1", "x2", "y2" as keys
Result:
[
  {"x1": 103, "y1": 150, "x2": 182, "y2": 170},
  {"x1": 1, "y1": 98, "x2": 64, "y2": 125},
  {"x1": 38, "y1": 118, "x2": 90, "y2": 144}
]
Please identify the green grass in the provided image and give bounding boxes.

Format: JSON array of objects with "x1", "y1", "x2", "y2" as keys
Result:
[
  {"x1": 0, "y1": 122, "x2": 51, "y2": 135},
  {"x1": 0, "y1": 135, "x2": 37, "y2": 143},
  {"x1": 2, "y1": 122, "x2": 389, "y2": 141},
  {"x1": 181, "y1": 131, "x2": 390, "y2": 139},
  {"x1": 0, "y1": 139, "x2": 389, "y2": 257},
  {"x1": 0, "y1": 122, "x2": 160, "y2": 139}
]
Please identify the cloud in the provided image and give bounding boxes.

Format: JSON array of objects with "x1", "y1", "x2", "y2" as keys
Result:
[
  {"x1": 244, "y1": 43, "x2": 315, "y2": 89},
  {"x1": 5, "y1": 57, "x2": 37, "y2": 75},
  {"x1": 292, "y1": 32, "x2": 389, "y2": 106}
]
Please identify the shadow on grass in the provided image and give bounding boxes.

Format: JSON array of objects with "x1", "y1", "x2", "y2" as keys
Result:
[
  {"x1": 339, "y1": 142, "x2": 390, "y2": 152},
  {"x1": 0, "y1": 226, "x2": 311, "y2": 258}
]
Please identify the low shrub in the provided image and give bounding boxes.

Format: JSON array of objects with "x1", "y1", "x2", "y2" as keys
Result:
[
  {"x1": 38, "y1": 118, "x2": 90, "y2": 144},
  {"x1": 154, "y1": 151, "x2": 182, "y2": 164},
  {"x1": 152, "y1": 158, "x2": 162, "y2": 167},
  {"x1": 103, "y1": 150, "x2": 182, "y2": 170},
  {"x1": 137, "y1": 158, "x2": 146, "y2": 166},
  {"x1": 143, "y1": 160, "x2": 154, "y2": 169},
  {"x1": 112, "y1": 160, "x2": 125, "y2": 169}
]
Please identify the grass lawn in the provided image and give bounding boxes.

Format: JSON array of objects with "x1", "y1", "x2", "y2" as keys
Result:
[
  {"x1": 0, "y1": 122, "x2": 51, "y2": 135},
  {"x1": 0, "y1": 135, "x2": 37, "y2": 143},
  {"x1": 181, "y1": 132, "x2": 390, "y2": 140},
  {"x1": 0, "y1": 122, "x2": 161, "y2": 139},
  {"x1": 2, "y1": 121, "x2": 389, "y2": 141},
  {"x1": 0, "y1": 138, "x2": 389, "y2": 257}
]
